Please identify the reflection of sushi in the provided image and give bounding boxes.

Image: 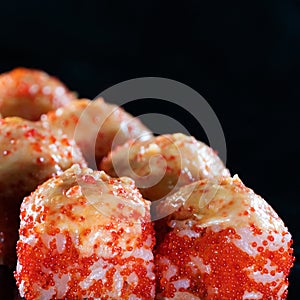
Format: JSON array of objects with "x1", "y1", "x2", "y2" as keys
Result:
[
  {"x1": 155, "y1": 176, "x2": 294, "y2": 299},
  {"x1": 15, "y1": 165, "x2": 155, "y2": 300}
]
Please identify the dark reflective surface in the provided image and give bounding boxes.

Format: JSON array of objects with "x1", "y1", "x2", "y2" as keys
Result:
[
  {"x1": 288, "y1": 261, "x2": 300, "y2": 299},
  {"x1": 0, "y1": 265, "x2": 17, "y2": 299}
]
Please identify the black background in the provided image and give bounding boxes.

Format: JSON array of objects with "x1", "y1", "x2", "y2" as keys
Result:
[{"x1": 0, "y1": 0, "x2": 299, "y2": 298}]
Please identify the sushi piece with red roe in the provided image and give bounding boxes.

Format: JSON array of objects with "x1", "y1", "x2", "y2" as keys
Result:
[
  {"x1": 154, "y1": 176, "x2": 294, "y2": 300},
  {"x1": 0, "y1": 117, "x2": 86, "y2": 268},
  {"x1": 15, "y1": 165, "x2": 156, "y2": 300},
  {"x1": 41, "y1": 98, "x2": 152, "y2": 166},
  {"x1": 0, "y1": 68, "x2": 75, "y2": 121},
  {"x1": 101, "y1": 133, "x2": 229, "y2": 201}
]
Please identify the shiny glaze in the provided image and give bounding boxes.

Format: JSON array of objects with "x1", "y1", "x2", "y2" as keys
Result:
[
  {"x1": 0, "y1": 68, "x2": 75, "y2": 121},
  {"x1": 42, "y1": 98, "x2": 152, "y2": 165},
  {"x1": 101, "y1": 133, "x2": 230, "y2": 201}
]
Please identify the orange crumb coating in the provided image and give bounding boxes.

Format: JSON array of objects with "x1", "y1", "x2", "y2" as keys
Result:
[
  {"x1": 155, "y1": 176, "x2": 294, "y2": 299},
  {"x1": 15, "y1": 165, "x2": 155, "y2": 300},
  {"x1": 0, "y1": 68, "x2": 75, "y2": 121},
  {"x1": 42, "y1": 98, "x2": 152, "y2": 165}
]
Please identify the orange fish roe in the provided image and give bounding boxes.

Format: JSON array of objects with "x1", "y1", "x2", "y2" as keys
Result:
[
  {"x1": 16, "y1": 223, "x2": 155, "y2": 299},
  {"x1": 154, "y1": 176, "x2": 294, "y2": 299},
  {"x1": 155, "y1": 226, "x2": 294, "y2": 299},
  {"x1": 15, "y1": 165, "x2": 156, "y2": 300}
]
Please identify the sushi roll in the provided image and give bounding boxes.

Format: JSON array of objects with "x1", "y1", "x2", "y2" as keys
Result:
[
  {"x1": 42, "y1": 98, "x2": 152, "y2": 166},
  {"x1": 155, "y1": 176, "x2": 294, "y2": 299},
  {"x1": 101, "y1": 133, "x2": 229, "y2": 201},
  {"x1": 0, "y1": 68, "x2": 75, "y2": 121},
  {"x1": 0, "y1": 117, "x2": 86, "y2": 267},
  {"x1": 15, "y1": 165, "x2": 156, "y2": 300}
]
